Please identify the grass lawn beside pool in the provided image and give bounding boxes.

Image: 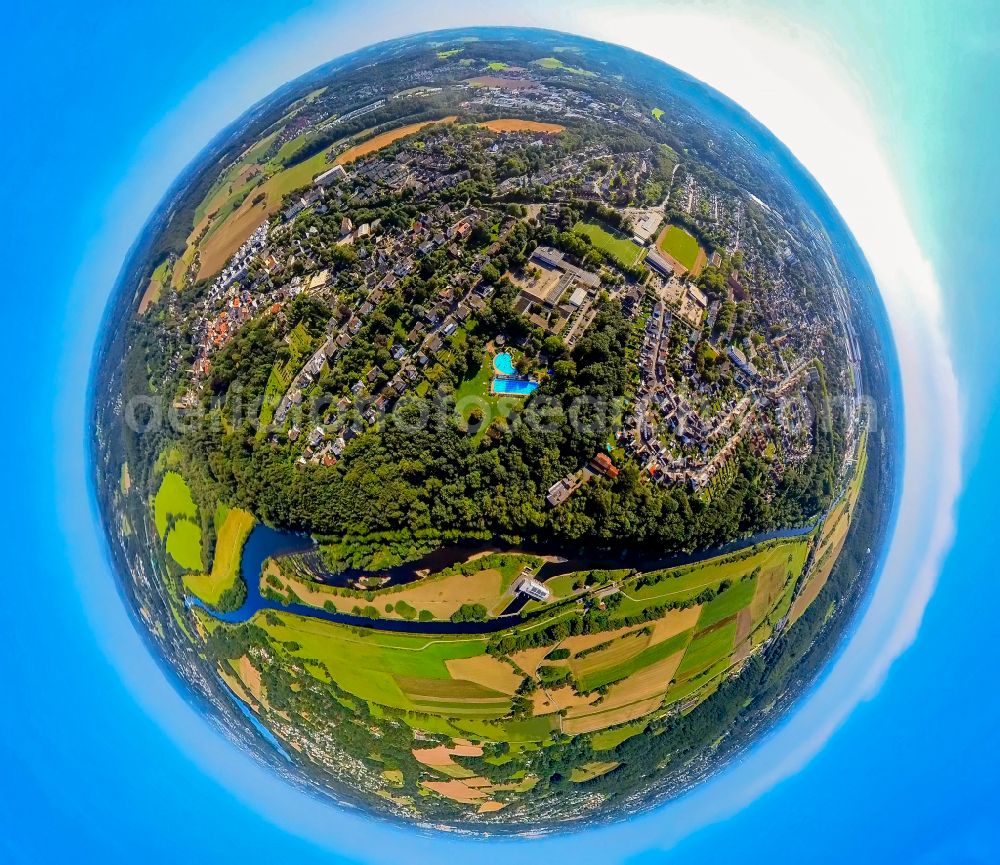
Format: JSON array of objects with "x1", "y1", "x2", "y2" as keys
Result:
[
  {"x1": 454, "y1": 355, "x2": 521, "y2": 442},
  {"x1": 183, "y1": 507, "x2": 256, "y2": 605}
]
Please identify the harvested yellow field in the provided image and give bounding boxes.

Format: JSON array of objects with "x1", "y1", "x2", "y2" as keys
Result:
[
  {"x1": 218, "y1": 666, "x2": 254, "y2": 706},
  {"x1": 511, "y1": 645, "x2": 554, "y2": 676},
  {"x1": 733, "y1": 637, "x2": 753, "y2": 664},
  {"x1": 233, "y1": 655, "x2": 264, "y2": 703},
  {"x1": 263, "y1": 566, "x2": 354, "y2": 612},
  {"x1": 422, "y1": 778, "x2": 489, "y2": 802},
  {"x1": 560, "y1": 622, "x2": 649, "y2": 655},
  {"x1": 412, "y1": 742, "x2": 484, "y2": 767},
  {"x1": 197, "y1": 199, "x2": 270, "y2": 278},
  {"x1": 601, "y1": 650, "x2": 685, "y2": 707},
  {"x1": 749, "y1": 560, "x2": 789, "y2": 625},
  {"x1": 789, "y1": 516, "x2": 850, "y2": 625},
  {"x1": 735, "y1": 608, "x2": 752, "y2": 646},
  {"x1": 478, "y1": 800, "x2": 506, "y2": 814},
  {"x1": 570, "y1": 633, "x2": 649, "y2": 681},
  {"x1": 335, "y1": 117, "x2": 458, "y2": 166},
  {"x1": 385, "y1": 567, "x2": 504, "y2": 617},
  {"x1": 563, "y1": 697, "x2": 663, "y2": 735},
  {"x1": 480, "y1": 118, "x2": 566, "y2": 134},
  {"x1": 649, "y1": 606, "x2": 703, "y2": 643},
  {"x1": 445, "y1": 655, "x2": 523, "y2": 694},
  {"x1": 532, "y1": 685, "x2": 600, "y2": 716},
  {"x1": 138, "y1": 275, "x2": 163, "y2": 314}
]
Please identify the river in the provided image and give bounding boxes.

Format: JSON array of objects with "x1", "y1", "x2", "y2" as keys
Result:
[{"x1": 190, "y1": 520, "x2": 818, "y2": 634}]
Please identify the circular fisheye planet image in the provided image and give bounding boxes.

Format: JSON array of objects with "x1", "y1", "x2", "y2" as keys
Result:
[{"x1": 91, "y1": 27, "x2": 898, "y2": 834}]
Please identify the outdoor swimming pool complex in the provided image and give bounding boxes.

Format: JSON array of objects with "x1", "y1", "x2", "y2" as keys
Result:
[
  {"x1": 493, "y1": 352, "x2": 516, "y2": 375},
  {"x1": 492, "y1": 378, "x2": 539, "y2": 396},
  {"x1": 491, "y1": 352, "x2": 539, "y2": 396}
]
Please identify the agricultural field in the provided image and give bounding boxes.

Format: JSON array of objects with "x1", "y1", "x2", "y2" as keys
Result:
[
  {"x1": 612, "y1": 539, "x2": 809, "y2": 621},
  {"x1": 480, "y1": 119, "x2": 565, "y2": 134},
  {"x1": 656, "y1": 224, "x2": 707, "y2": 274},
  {"x1": 676, "y1": 619, "x2": 738, "y2": 681},
  {"x1": 789, "y1": 433, "x2": 868, "y2": 624},
  {"x1": 589, "y1": 722, "x2": 646, "y2": 751},
  {"x1": 532, "y1": 57, "x2": 596, "y2": 76},
  {"x1": 244, "y1": 535, "x2": 818, "y2": 755},
  {"x1": 183, "y1": 506, "x2": 256, "y2": 606},
  {"x1": 258, "y1": 612, "x2": 513, "y2": 718},
  {"x1": 182, "y1": 117, "x2": 460, "y2": 282},
  {"x1": 138, "y1": 260, "x2": 169, "y2": 315},
  {"x1": 570, "y1": 761, "x2": 619, "y2": 782},
  {"x1": 153, "y1": 471, "x2": 197, "y2": 537},
  {"x1": 267, "y1": 552, "x2": 538, "y2": 621},
  {"x1": 574, "y1": 220, "x2": 647, "y2": 268},
  {"x1": 166, "y1": 519, "x2": 203, "y2": 571}
]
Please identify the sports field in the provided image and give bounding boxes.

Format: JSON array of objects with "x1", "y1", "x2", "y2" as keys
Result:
[
  {"x1": 574, "y1": 220, "x2": 647, "y2": 268},
  {"x1": 656, "y1": 224, "x2": 706, "y2": 274}
]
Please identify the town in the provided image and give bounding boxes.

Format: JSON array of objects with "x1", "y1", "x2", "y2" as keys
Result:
[{"x1": 148, "y1": 60, "x2": 860, "y2": 503}]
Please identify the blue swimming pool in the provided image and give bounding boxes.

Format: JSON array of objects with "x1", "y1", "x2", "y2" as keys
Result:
[
  {"x1": 493, "y1": 352, "x2": 516, "y2": 375},
  {"x1": 493, "y1": 377, "x2": 539, "y2": 396}
]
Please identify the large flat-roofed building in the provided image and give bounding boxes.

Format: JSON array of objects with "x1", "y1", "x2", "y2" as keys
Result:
[
  {"x1": 645, "y1": 249, "x2": 675, "y2": 277},
  {"x1": 531, "y1": 246, "x2": 567, "y2": 270},
  {"x1": 514, "y1": 574, "x2": 551, "y2": 602},
  {"x1": 530, "y1": 246, "x2": 601, "y2": 289},
  {"x1": 315, "y1": 164, "x2": 348, "y2": 186}
]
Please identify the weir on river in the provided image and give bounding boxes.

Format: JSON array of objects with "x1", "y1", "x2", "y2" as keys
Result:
[{"x1": 190, "y1": 519, "x2": 819, "y2": 635}]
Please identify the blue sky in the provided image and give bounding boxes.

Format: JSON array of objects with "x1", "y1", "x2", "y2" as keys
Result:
[{"x1": 2, "y1": 1, "x2": 999, "y2": 861}]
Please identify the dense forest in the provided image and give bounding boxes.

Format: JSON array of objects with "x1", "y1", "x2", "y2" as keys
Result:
[{"x1": 176, "y1": 297, "x2": 833, "y2": 564}]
